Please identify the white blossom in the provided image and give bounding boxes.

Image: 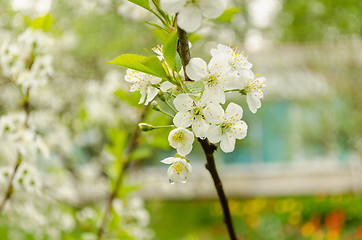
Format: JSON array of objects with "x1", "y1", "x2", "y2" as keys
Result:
[
  {"x1": 204, "y1": 102, "x2": 248, "y2": 153},
  {"x1": 240, "y1": 72, "x2": 266, "y2": 113},
  {"x1": 173, "y1": 93, "x2": 210, "y2": 138},
  {"x1": 168, "y1": 127, "x2": 194, "y2": 156},
  {"x1": 210, "y1": 44, "x2": 252, "y2": 72},
  {"x1": 161, "y1": 156, "x2": 192, "y2": 183},
  {"x1": 160, "y1": 0, "x2": 227, "y2": 32},
  {"x1": 186, "y1": 57, "x2": 239, "y2": 104},
  {"x1": 124, "y1": 69, "x2": 162, "y2": 105}
]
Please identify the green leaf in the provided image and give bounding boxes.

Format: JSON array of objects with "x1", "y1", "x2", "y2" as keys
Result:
[
  {"x1": 162, "y1": 30, "x2": 178, "y2": 71},
  {"x1": 216, "y1": 7, "x2": 240, "y2": 22},
  {"x1": 128, "y1": 0, "x2": 151, "y2": 11},
  {"x1": 186, "y1": 81, "x2": 204, "y2": 95},
  {"x1": 175, "y1": 54, "x2": 182, "y2": 72},
  {"x1": 140, "y1": 55, "x2": 168, "y2": 78},
  {"x1": 108, "y1": 54, "x2": 167, "y2": 78},
  {"x1": 29, "y1": 13, "x2": 54, "y2": 32}
]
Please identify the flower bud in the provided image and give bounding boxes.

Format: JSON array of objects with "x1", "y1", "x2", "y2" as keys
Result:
[
  {"x1": 151, "y1": 102, "x2": 161, "y2": 112},
  {"x1": 158, "y1": 92, "x2": 166, "y2": 101},
  {"x1": 240, "y1": 89, "x2": 247, "y2": 95},
  {"x1": 138, "y1": 123, "x2": 154, "y2": 132}
]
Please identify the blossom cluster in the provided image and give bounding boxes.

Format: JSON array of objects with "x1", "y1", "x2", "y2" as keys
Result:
[
  {"x1": 125, "y1": 44, "x2": 266, "y2": 184},
  {"x1": 0, "y1": 28, "x2": 53, "y2": 91}
]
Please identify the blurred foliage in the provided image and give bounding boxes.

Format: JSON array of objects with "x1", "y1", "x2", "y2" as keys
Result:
[
  {"x1": 148, "y1": 194, "x2": 362, "y2": 240},
  {"x1": 276, "y1": 0, "x2": 361, "y2": 42}
]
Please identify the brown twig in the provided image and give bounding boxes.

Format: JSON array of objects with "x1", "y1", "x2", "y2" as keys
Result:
[
  {"x1": 0, "y1": 88, "x2": 31, "y2": 214},
  {"x1": 0, "y1": 155, "x2": 21, "y2": 214},
  {"x1": 177, "y1": 25, "x2": 238, "y2": 239},
  {"x1": 198, "y1": 138, "x2": 238, "y2": 240},
  {"x1": 177, "y1": 26, "x2": 192, "y2": 82},
  {"x1": 97, "y1": 107, "x2": 148, "y2": 240}
]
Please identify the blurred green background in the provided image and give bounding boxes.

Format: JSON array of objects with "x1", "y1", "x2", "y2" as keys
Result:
[{"x1": 0, "y1": 0, "x2": 361, "y2": 239}]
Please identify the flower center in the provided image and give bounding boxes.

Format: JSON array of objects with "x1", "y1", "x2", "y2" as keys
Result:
[
  {"x1": 172, "y1": 131, "x2": 185, "y2": 143},
  {"x1": 245, "y1": 75, "x2": 265, "y2": 94},
  {"x1": 220, "y1": 121, "x2": 231, "y2": 133},
  {"x1": 205, "y1": 74, "x2": 218, "y2": 87},
  {"x1": 191, "y1": 107, "x2": 203, "y2": 119},
  {"x1": 172, "y1": 161, "x2": 185, "y2": 175}
]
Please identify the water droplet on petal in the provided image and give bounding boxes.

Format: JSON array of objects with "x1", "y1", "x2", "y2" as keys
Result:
[{"x1": 169, "y1": 179, "x2": 175, "y2": 184}]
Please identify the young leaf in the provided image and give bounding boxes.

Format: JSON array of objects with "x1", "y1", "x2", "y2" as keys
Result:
[
  {"x1": 140, "y1": 56, "x2": 168, "y2": 78},
  {"x1": 162, "y1": 30, "x2": 178, "y2": 71},
  {"x1": 128, "y1": 0, "x2": 151, "y2": 11},
  {"x1": 216, "y1": 8, "x2": 240, "y2": 22},
  {"x1": 108, "y1": 54, "x2": 165, "y2": 77},
  {"x1": 30, "y1": 13, "x2": 54, "y2": 32},
  {"x1": 186, "y1": 81, "x2": 204, "y2": 95}
]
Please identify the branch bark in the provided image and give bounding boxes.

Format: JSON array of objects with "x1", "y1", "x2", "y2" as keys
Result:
[
  {"x1": 97, "y1": 107, "x2": 148, "y2": 240},
  {"x1": 198, "y1": 138, "x2": 238, "y2": 240},
  {"x1": 177, "y1": 26, "x2": 191, "y2": 82},
  {"x1": 177, "y1": 26, "x2": 238, "y2": 239},
  {"x1": 0, "y1": 155, "x2": 21, "y2": 214}
]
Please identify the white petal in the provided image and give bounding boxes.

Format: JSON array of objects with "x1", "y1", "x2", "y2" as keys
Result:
[
  {"x1": 210, "y1": 44, "x2": 230, "y2": 57},
  {"x1": 173, "y1": 93, "x2": 194, "y2": 112},
  {"x1": 199, "y1": 0, "x2": 226, "y2": 18},
  {"x1": 138, "y1": 88, "x2": 147, "y2": 104},
  {"x1": 221, "y1": 71, "x2": 242, "y2": 90},
  {"x1": 225, "y1": 102, "x2": 243, "y2": 122},
  {"x1": 220, "y1": 134, "x2": 236, "y2": 153},
  {"x1": 177, "y1": 5, "x2": 202, "y2": 33},
  {"x1": 144, "y1": 86, "x2": 159, "y2": 105},
  {"x1": 192, "y1": 118, "x2": 209, "y2": 138},
  {"x1": 177, "y1": 142, "x2": 192, "y2": 156},
  {"x1": 160, "y1": 81, "x2": 175, "y2": 91},
  {"x1": 238, "y1": 69, "x2": 254, "y2": 84},
  {"x1": 230, "y1": 121, "x2": 248, "y2": 139},
  {"x1": 149, "y1": 76, "x2": 162, "y2": 84},
  {"x1": 203, "y1": 103, "x2": 224, "y2": 124},
  {"x1": 173, "y1": 111, "x2": 193, "y2": 128},
  {"x1": 184, "y1": 128, "x2": 195, "y2": 144},
  {"x1": 161, "y1": 157, "x2": 177, "y2": 164},
  {"x1": 160, "y1": 0, "x2": 187, "y2": 14},
  {"x1": 246, "y1": 94, "x2": 261, "y2": 114},
  {"x1": 185, "y1": 58, "x2": 208, "y2": 81},
  {"x1": 207, "y1": 125, "x2": 222, "y2": 143},
  {"x1": 201, "y1": 87, "x2": 225, "y2": 104}
]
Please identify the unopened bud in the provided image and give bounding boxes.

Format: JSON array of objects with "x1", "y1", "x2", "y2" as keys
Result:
[
  {"x1": 151, "y1": 102, "x2": 161, "y2": 111},
  {"x1": 240, "y1": 89, "x2": 247, "y2": 95},
  {"x1": 138, "y1": 123, "x2": 154, "y2": 132},
  {"x1": 158, "y1": 92, "x2": 166, "y2": 101}
]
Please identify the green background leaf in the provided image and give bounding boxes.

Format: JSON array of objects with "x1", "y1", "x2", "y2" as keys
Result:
[{"x1": 128, "y1": 0, "x2": 151, "y2": 11}]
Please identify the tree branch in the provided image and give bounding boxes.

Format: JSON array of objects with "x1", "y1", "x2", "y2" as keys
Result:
[
  {"x1": 97, "y1": 107, "x2": 148, "y2": 240},
  {"x1": 0, "y1": 155, "x2": 21, "y2": 214},
  {"x1": 176, "y1": 25, "x2": 238, "y2": 239},
  {"x1": 0, "y1": 88, "x2": 31, "y2": 215},
  {"x1": 198, "y1": 138, "x2": 238, "y2": 240},
  {"x1": 177, "y1": 26, "x2": 192, "y2": 82}
]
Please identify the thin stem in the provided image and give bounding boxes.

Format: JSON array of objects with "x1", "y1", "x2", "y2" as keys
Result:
[
  {"x1": 198, "y1": 138, "x2": 238, "y2": 240},
  {"x1": 164, "y1": 99, "x2": 177, "y2": 113},
  {"x1": 97, "y1": 107, "x2": 148, "y2": 240},
  {"x1": 158, "y1": 108, "x2": 175, "y2": 118},
  {"x1": 225, "y1": 89, "x2": 241, "y2": 93},
  {"x1": 0, "y1": 155, "x2": 21, "y2": 214},
  {"x1": 177, "y1": 24, "x2": 238, "y2": 239},
  {"x1": 0, "y1": 87, "x2": 31, "y2": 214}
]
